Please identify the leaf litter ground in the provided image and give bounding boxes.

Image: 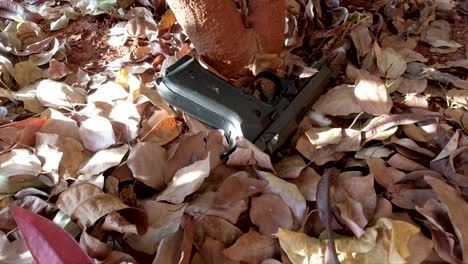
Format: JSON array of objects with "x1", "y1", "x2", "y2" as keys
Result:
[{"x1": 1, "y1": 0, "x2": 468, "y2": 264}]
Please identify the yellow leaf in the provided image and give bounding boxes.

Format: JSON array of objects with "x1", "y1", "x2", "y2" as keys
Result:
[{"x1": 158, "y1": 9, "x2": 176, "y2": 32}]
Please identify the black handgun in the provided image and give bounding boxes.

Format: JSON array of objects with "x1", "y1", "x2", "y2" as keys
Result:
[{"x1": 157, "y1": 55, "x2": 334, "y2": 155}]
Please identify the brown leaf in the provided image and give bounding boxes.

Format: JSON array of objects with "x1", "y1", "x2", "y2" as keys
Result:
[
  {"x1": 101, "y1": 211, "x2": 138, "y2": 234},
  {"x1": 227, "y1": 138, "x2": 273, "y2": 170},
  {"x1": 367, "y1": 158, "x2": 405, "y2": 188},
  {"x1": 375, "y1": 45, "x2": 408, "y2": 79},
  {"x1": 355, "y1": 146, "x2": 393, "y2": 159},
  {"x1": 397, "y1": 78, "x2": 428, "y2": 94},
  {"x1": 77, "y1": 145, "x2": 129, "y2": 178},
  {"x1": 194, "y1": 237, "x2": 239, "y2": 264},
  {"x1": 390, "y1": 188, "x2": 437, "y2": 210},
  {"x1": 426, "y1": 176, "x2": 468, "y2": 262},
  {"x1": 313, "y1": 84, "x2": 363, "y2": 116},
  {"x1": 335, "y1": 173, "x2": 377, "y2": 221},
  {"x1": 256, "y1": 171, "x2": 306, "y2": 225},
  {"x1": 391, "y1": 137, "x2": 436, "y2": 158},
  {"x1": 79, "y1": 231, "x2": 112, "y2": 260},
  {"x1": 350, "y1": 25, "x2": 372, "y2": 57},
  {"x1": 152, "y1": 229, "x2": 183, "y2": 264},
  {"x1": 164, "y1": 132, "x2": 206, "y2": 183},
  {"x1": 223, "y1": 230, "x2": 279, "y2": 264},
  {"x1": 56, "y1": 183, "x2": 129, "y2": 228},
  {"x1": 336, "y1": 197, "x2": 368, "y2": 238},
  {"x1": 186, "y1": 191, "x2": 248, "y2": 224},
  {"x1": 39, "y1": 109, "x2": 80, "y2": 140},
  {"x1": 354, "y1": 73, "x2": 393, "y2": 116},
  {"x1": 421, "y1": 20, "x2": 462, "y2": 48},
  {"x1": 126, "y1": 200, "x2": 186, "y2": 254},
  {"x1": 250, "y1": 193, "x2": 294, "y2": 236},
  {"x1": 44, "y1": 59, "x2": 72, "y2": 80},
  {"x1": 193, "y1": 215, "x2": 242, "y2": 247},
  {"x1": 214, "y1": 171, "x2": 266, "y2": 207},
  {"x1": 274, "y1": 155, "x2": 306, "y2": 179},
  {"x1": 388, "y1": 153, "x2": 427, "y2": 171},
  {"x1": 127, "y1": 142, "x2": 167, "y2": 190},
  {"x1": 288, "y1": 167, "x2": 321, "y2": 201},
  {"x1": 157, "y1": 154, "x2": 211, "y2": 204},
  {"x1": 79, "y1": 116, "x2": 116, "y2": 152}
]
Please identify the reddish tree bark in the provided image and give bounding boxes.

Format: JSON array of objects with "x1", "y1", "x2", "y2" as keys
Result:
[{"x1": 168, "y1": 0, "x2": 285, "y2": 78}]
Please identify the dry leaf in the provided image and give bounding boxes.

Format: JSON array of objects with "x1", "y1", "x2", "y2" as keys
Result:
[
  {"x1": 375, "y1": 45, "x2": 407, "y2": 79},
  {"x1": 426, "y1": 176, "x2": 468, "y2": 261},
  {"x1": 256, "y1": 171, "x2": 306, "y2": 225},
  {"x1": 214, "y1": 171, "x2": 266, "y2": 207},
  {"x1": 39, "y1": 108, "x2": 80, "y2": 140},
  {"x1": 274, "y1": 155, "x2": 306, "y2": 179},
  {"x1": 367, "y1": 158, "x2": 405, "y2": 188},
  {"x1": 250, "y1": 193, "x2": 294, "y2": 236},
  {"x1": 125, "y1": 200, "x2": 185, "y2": 254},
  {"x1": 78, "y1": 144, "x2": 129, "y2": 177},
  {"x1": 397, "y1": 78, "x2": 427, "y2": 94},
  {"x1": 421, "y1": 20, "x2": 462, "y2": 48},
  {"x1": 227, "y1": 138, "x2": 273, "y2": 170},
  {"x1": 79, "y1": 116, "x2": 116, "y2": 152},
  {"x1": 13, "y1": 60, "x2": 43, "y2": 88},
  {"x1": 0, "y1": 149, "x2": 41, "y2": 178},
  {"x1": 192, "y1": 215, "x2": 242, "y2": 246},
  {"x1": 44, "y1": 59, "x2": 72, "y2": 80},
  {"x1": 288, "y1": 167, "x2": 321, "y2": 201},
  {"x1": 127, "y1": 142, "x2": 167, "y2": 190},
  {"x1": 223, "y1": 230, "x2": 279, "y2": 264},
  {"x1": 336, "y1": 197, "x2": 368, "y2": 238},
  {"x1": 152, "y1": 229, "x2": 183, "y2": 264},
  {"x1": 57, "y1": 183, "x2": 129, "y2": 228},
  {"x1": 388, "y1": 153, "x2": 427, "y2": 171},
  {"x1": 186, "y1": 191, "x2": 248, "y2": 224},
  {"x1": 313, "y1": 84, "x2": 363, "y2": 116},
  {"x1": 354, "y1": 73, "x2": 392, "y2": 116},
  {"x1": 350, "y1": 25, "x2": 372, "y2": 57},
  {"x1": 157, "y1": 154, "x2": 211, "y2": 204},
  {"x1": 36, "y1": 80, "x2": 86, "y2": 108}
]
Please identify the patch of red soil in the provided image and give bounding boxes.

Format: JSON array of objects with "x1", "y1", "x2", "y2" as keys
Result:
[
  {"x1": 415, "y1": 14, "x2": 468, "y2": 66},
  {"x1": 52, "y1": 15, "x2": 133, "y2": 71}
]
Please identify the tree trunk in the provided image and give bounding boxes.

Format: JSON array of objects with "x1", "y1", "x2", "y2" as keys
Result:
[{"x1": 168, "y1": 0, "x2": 285, "y2": 78}]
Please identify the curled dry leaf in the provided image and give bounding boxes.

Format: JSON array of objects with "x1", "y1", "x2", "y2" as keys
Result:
[
  {"x1": 78, "y1": 144, "x2": 129, "y2": 178},
  {"x1": 354, "y1": 73, "x2": 392, "y2": 116},
  {"x1": 57, "y1": 183, "x2": 129, "y2": 228},
  {"x1": 355, "y1": 146, "x2": 393, "y2": 159},
  {"x1": 313, "y1": 84, "x2": 363, "y2": 116},
  {"x1": 214, "y1": 171, "x2": 266, "y2": 207},
  {"x1": 335, "y1": 173, "x2": 376, "y2": 221},
  {"x1": 256, "y1": 171, "x2": 306, "y2": 225},
  {"x1": 127, "y1": 142, "x2": 167, "y2": 190},
  {"x1": 79, "y1": 116, "x2": 116, "y2": 152},
  {"x1": 250, "y1": 193, "x2": 294, "y2": 236},
  {"x1": 426, "y1": 176, "x2": 468, "y2": 261},
  {"x1": 125, "y1": 200, "x2": 185, "y2": 254},
  {"x1": 223, "y1": 229, "x2": 279, "y2": 264},
  {"x1": 276, "y1": 218, "x2": 421, "y2": 264},
  {"x1": 157, "y1": 154, "x2": 211, "y2": 204}
]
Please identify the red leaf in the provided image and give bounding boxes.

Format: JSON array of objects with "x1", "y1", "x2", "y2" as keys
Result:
[
  {"x1": 6, "y1": 117, "x2": 47, "y2": 129},
  {"x1": 10, "y1": 205, "x2": 93, "y2": 264}
]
